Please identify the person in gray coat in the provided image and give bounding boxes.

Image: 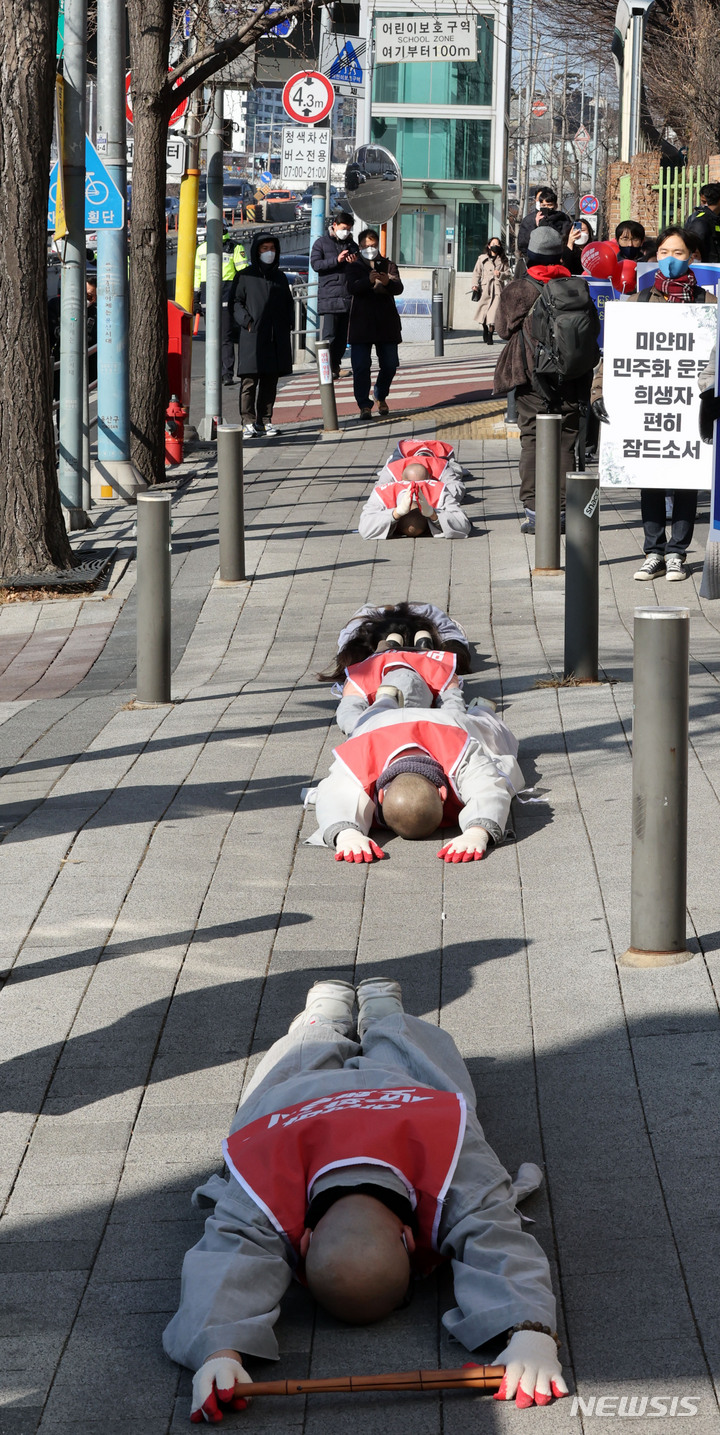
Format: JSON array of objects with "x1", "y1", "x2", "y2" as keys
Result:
[
  {"x1": 229, "y1": 233, "x2": 294, "y2": 438},
  {"x1": 164, "y1": 979, "x2": 568, "y2": 1421}
]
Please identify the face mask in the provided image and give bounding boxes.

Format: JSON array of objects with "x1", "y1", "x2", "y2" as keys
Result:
[
  {"x1": 658, "y1": 254, "x2": 690, "y2": 278},
  {"x1": 362, "y1": 246, "x2": 379, "y2": 260},
  {"x1": 576, "y1": 234, "x2": 589, "y2": 247},
  {"x1": 617, "y1": 244, "x2": 639, "y2": 260},
  {"x1": 488, "y1": 246, "x2": 501, "y2": 255},
  {"x1": 536, "y1": 200, "x2": 543, "y2": 210},
  {"x1": 259, "y1": 250, "x2": 275, "y2": 265},
  {"x1": 335, "y1": 228, "x2": 351, "y2": 240}
]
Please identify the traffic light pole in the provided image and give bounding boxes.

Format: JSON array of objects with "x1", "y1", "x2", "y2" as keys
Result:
[
  {"x1": 92, "y1": 0, "x2": 145, "y2": 503},
  {"x1": 200, "y1": 85, "x2": 223, "y2": 440},
  {"x1": 58, "y1": 0, "x2": 90, "y2": 529}
]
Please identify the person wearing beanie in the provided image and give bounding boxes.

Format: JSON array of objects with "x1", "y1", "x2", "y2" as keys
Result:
[
  {"x1": 492, "y1": 225, "x2": 595, "y2": 532},
  {"x1": 305, "y1": 691, "x2": 525, "y2": 864}
]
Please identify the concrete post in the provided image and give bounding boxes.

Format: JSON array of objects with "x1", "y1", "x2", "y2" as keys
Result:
[
  {"x1": 316, "y1": 340, "x2": 341, "y2": 436},
  {"x1": 564, "y1": 473, "x2": 600, "y2": 681},
  {"x1": 433, "y1": 293, "x2": 444, "y2": 356},
  {"x1": 217, "y1": 426, "x2": 246, "y2": 582},
  {"x1": 621, "y1": 607, "x2": 692, "y2": 967},
  {"x1": 533, "y1": 414, "x2": 562, "y2": 574},
  {"x1": 136, "y1": 493, "x2": 172, "y2": 705},
  {"x1": 93, "y1": 0, "x2": 144, "y2": 503},
  {"x1": 82, "y1": 319, "x2": 91, "y2": 513},
  {"x1": 200, "y1": 85, "x2": 224, "y2": 441},
  {"x1": 58, "y1": 0, "x2": 89, "y2": 529},
  {"x1": 306, "y1": 186, "x2": 326, "y2": 358}
]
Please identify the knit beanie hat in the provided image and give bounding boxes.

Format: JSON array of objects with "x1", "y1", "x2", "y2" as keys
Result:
[
  {"x1": 526, "y1": 226, "x2": 564, "y2": 263},
  {"x1": 375, "y1": 754, "x2": 447, "y2": 824}
]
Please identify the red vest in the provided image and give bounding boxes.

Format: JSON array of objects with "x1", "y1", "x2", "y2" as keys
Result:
[
  {"x1": 223, "y1": 1086, "x2": 467, "y2": 1262},
  {"x1": 389, "y1": 439, "x2": 455, "y2": 482},
  {"x1": 345, "y1": 649, "x2": 457, "y2": 702},
  {"x1": 375, "y1": 477, "x2": 446, "y2": 512},
  {"x1": 333, "y1": 718, "x2": 470, "y2": 822}
]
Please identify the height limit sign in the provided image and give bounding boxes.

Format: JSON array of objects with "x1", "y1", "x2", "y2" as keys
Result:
[
  {"x1": 282, "y1": 70, "x2": 335, "y2": 124},
  {"x1": 282, "y1": 127, "x2": 329, "y2": 184}
]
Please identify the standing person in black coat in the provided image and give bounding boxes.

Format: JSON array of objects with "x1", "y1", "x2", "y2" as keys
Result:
[
  {"x1": 516, "y1": 187, "x2": 572, "y2": 264},
  {"x1": 310, "y1": 210, "x2": 360, "y2": 379},
  {"x1": 346, "y1": 229, "x2": 403, "y2": 421},
  {"x1": 687, "y1": 182, "x2": 720, "y2": 263},
  {"x1": 229, "y1": 234, "x2": 294, "y2": 438}
]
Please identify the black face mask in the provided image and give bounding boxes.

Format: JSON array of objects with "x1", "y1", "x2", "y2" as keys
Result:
[
  {"x1": 488, "y1": 246, "x2": 501, "y2": 256},
  {"x1": 617, "y1": 244, "x2": 639, "y2": 261}
]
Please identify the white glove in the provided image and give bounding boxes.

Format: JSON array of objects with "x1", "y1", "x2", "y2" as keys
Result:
[
  {"x1": 437, "y1": 826, "x2": 489, "y2": 863},
  {"x1": 334, "y1": 829, "x2": 385, "y2": 864},
  {"x1": 493, "y1": 1330, "x2": 568, "y2": 1407},
  {"x1": 191, "y1": 1357, "x2": 253, "y2": 1423},
  {"x1": 394, "y1": 485, "x2": 413, "y2": 516}
]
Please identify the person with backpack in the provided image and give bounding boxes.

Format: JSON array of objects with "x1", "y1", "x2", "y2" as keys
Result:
[
  {"x1": 493, "y1": 226, "x2": 600, "y2": 533},
  {"x1": 592, "y1": 224, "x2": 716, "y2": 581}
]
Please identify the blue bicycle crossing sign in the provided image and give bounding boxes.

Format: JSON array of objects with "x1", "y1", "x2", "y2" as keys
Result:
[{"x1": 48, "y1": 135, "x2": 124, "y2": 231}]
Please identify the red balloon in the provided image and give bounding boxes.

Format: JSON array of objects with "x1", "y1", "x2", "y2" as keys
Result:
[
  {"x1": 613, "y1": 258, "x2": 638, "y2": 293},
  {"x1": 581, "y1": 241, "x2": 620, "y2": 279}
]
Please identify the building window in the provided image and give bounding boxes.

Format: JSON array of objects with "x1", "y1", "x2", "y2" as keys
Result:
[
  {"x1": 373, "y1": 16, "x2": 493, "y2": 105},
  {"x1": 371, "y1": 117, "x2": 491, "y2": 181},
  {"x1": 457, "y1": 201, "x2": 490, "y2": 271}
]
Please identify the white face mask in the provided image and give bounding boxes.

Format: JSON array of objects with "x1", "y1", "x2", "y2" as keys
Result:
[
  {"x1": 335, "y1": 227, "x2": 351, "y2": 240},
  {"x1": 259, "y1": 250, "x2": 275, "y2": 265},
  {"x1": 362, "y1": 246, "x2": 379, "y2": 260}
]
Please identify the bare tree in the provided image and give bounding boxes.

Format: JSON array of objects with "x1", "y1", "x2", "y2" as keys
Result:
[
  {"x1": 644, "y1": 0, "x2": 720, "y2": 163},
  {"x1": 0, "y1": 0, "x2": 74, "y2": 578},
  {"x1": 127, "y1": 0, "x2": 325, "y2": 485}
]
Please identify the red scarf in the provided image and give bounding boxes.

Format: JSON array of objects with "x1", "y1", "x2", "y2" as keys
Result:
[
  {"x1": 527, "y1": 264, "x2": 572, "y2": 283},
  {"x1": 653, "y1": 268, "x2": 698, "y2": 302}
]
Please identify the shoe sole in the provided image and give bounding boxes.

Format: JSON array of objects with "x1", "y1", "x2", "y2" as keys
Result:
[
  {"x1": 634, "y1": 571, "x2": 665, "y2": 580},
  {"x1": 665, "y1": 572, "x2": 687, "y2": 581}
]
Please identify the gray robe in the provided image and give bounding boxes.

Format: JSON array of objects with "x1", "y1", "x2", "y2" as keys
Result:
[{"x1": 163, "y1": 1014, "x2": 556, "y2": 1371}]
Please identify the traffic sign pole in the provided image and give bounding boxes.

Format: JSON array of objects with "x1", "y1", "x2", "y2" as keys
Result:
[
  {"x1": 282, "y1": 71, "x2": 334, "y2": 359},
  {"x1": 58, "y1": 0, "x2": 90, "y2": 529},
  {"x1": 93, "y1": 0, "x2": 145, "y2": 504},
  {"x1": 199, "y1": 86, "x2": 224, "y2": 441}
]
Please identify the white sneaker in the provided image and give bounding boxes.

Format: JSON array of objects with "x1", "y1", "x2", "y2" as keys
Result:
[
  {"x1": 264, "y1": 422, "x2": 278, "y2": 437},
  {"x1": 356, "y1": 978, "x2": 404, "y2": 1038},
  {"x1": 242, "y1": 422, "x2": 259, "y2": 439},
  {"x1": 634, "y1": 553, "x2": 666, "y2": 580},
  {"x1": 289, "y1": 980, "x2": 356, "y2": 1036},
  {"x1": 375, "y1": 684, "x2": 404, "y2": 706},
  {"x1": 665, "y1": 555, "x2": 687, "y2": 581}
]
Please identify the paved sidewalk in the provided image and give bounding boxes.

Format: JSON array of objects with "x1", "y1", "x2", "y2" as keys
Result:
[{"x1": 2, "y1": 347, "x2": 720, "y2": 1435}]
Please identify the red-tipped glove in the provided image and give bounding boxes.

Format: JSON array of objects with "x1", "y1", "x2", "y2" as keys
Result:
[
  {"x1": 492, "y1": 1331, "x2": 568, "y2": 1408},
  {"x1": 190, "y1": 1357, "x2": 252, "y2": 1423},
  {"x1": 437, "y1": 826, "x2": 489, "y2": 863},
  {"x1": 335, "y1": 830, "x2": 386, "y2": 863}
]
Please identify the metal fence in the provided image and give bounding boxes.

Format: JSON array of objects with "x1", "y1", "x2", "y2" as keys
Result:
[{"x1": 654, "y1": 164, "x2": 710, "y2": 231}]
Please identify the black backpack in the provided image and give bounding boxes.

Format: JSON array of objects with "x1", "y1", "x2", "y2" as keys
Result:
[{"x1": 528, "y1": 277, "x2": 601, "y2": 394}]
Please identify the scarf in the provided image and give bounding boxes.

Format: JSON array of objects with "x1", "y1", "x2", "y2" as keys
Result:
[
  {"x1": 653, "y1": 269, "x2": 698, "y2": 302},
  {"x1": 526, "y1": 264, "x2": 572, "y2": 283}
]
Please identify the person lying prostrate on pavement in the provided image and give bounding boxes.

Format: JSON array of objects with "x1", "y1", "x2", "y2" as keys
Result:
[
  {"x1": 375, "y1": 439, "x2": 468, "y2": 501},
  {"x1": 307, "y1": 692, "x2": 524, "y2": 863},
  {"x1": 163, "y1": 977, "x2": 568, "y2": 1420},
  {"x1": 321, "y1": 601, "x2": 472, "y2": 679},
  {"x1": 335, "y1": 646, "x2": 494, "y2": 736},
  {"x1": 359, "y1": 461, "x2": 472, "y2": 540}
]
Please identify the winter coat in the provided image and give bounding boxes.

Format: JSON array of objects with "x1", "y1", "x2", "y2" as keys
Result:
[
  {"x1": 493, "y1": 271, "x2": 592, "y2": 403},
  {"x1": 229, "y1": 234, "x2": 294, "y2": 377},
  {"x1": 517, "y1": 207, "x2": 572, "y2": 256},
  {"x1": 346, "y1": 255, "x2": 404, "y2": 344},
  {"x1": 472, "y1": 253, "x2": 510, "y2": 325},
  {"x1": 687, "y1": 205, "x2": 720, "y2": 264},
  {"x1": 310, "y1": 230, "x2": 360, "y2": 314}
]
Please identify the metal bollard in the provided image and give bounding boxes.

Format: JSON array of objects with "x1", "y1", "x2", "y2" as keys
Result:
[
  {"x1": 564, "y1": 473, "x2": 600, "y2": 681},
  {"x1": 432, "y1": 293, "x2": 444, "y2": 356},
  {"x1": 316, "y1": 340, "x2": 341, "y2": 436},
  {"x1": 217, "y1": 425, "x2": 246, "y2": 582},
  {"x1": 621, "y1": 607, "x2": 692, "y2": 967},
  {"x1": 533, "y1": 414, "x2": 562, "y2": 574},
  {"x1": 136, "y1": 492, "x2": 172, "y2": 704}
]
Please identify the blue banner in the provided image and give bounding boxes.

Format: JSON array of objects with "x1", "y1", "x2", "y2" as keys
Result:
[{"x1": 586, "y1": 279, "x2": 614, "y2": 349}]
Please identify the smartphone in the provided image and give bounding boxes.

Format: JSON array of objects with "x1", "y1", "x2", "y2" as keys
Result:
[{"x1": 572, "y1": 222, "x2": 582, "y2": 232}]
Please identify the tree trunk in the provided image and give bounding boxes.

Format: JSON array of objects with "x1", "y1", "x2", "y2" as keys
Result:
[
  {"x1": 0, "y1": 0, "x2": 73, "y2": 578},
  {"x1": 127, "y1": 0, "x2": 172, "y2": 485}
]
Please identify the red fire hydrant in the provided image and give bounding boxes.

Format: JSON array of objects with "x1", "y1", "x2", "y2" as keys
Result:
[{"x1": 165, "y1": 394, "x2": 185, "y2": 466}]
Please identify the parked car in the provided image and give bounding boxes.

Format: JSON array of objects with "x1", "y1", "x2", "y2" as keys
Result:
[
  {"x1": 278, "y1": 251, "x2": 309, "y2": 283},
  {"x1": 294, "y1": 186, "x2": 348, "y2": 220}
]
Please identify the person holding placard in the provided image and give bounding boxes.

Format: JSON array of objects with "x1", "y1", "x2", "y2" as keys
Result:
[{"x1": 592, "y1": 225, "x2": 716, "y2": 582}]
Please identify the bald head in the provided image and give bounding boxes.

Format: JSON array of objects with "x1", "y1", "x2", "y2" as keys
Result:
[
  {"x1": 381, "y1": 772, "x2": 443, "y2": 838},
  {"x1": 402, "y1": 462, "x2": 430, "y2": 484},
  {"x1": 305, "y1": 1194, "x2": 410, "y2": 1323},
  {"x1": 395, "y1": 510, "x2": 429, "y2": 537}
]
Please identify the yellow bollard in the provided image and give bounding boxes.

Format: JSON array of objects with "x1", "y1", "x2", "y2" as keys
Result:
[{"x1": 175, "y1": 168, "x2": 200, "y2": 313}]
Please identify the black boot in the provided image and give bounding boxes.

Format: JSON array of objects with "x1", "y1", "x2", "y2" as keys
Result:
[{"x1": 482, "y1": 322, "x2": 490, "y2": 344}]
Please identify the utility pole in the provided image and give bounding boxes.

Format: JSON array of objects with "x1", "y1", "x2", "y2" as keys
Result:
[
  {"x1": 590, "y1": 58, "x2": 601, "y2": 198},
  {"x1": 93, "y1": 0, "x2": 144, "y2": 502},
  {"x1": 200, "y1": 85, "x2": 223, "y2": 440},
  {"x1": 558, "y1": 47, "x2": 568, "y2": 215},
  {"x1": 519, "y1": 0, "x2": 534, "y2": 222},
  {"x1": 58, "y1": 0, "x2": 90, "y2": 529}
]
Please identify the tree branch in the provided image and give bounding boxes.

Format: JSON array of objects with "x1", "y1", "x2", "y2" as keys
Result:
[{"x1": 165, "y1": 0, "x2": 327, "y2": 111}]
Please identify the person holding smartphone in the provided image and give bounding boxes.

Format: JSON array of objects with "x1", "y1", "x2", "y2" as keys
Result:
[
  {"x1": 562, "y1": 218, "x2": 594, "y2": 274},
  {"x1": 346, "y1": 229, "x2": 404, "y2": 420}
]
